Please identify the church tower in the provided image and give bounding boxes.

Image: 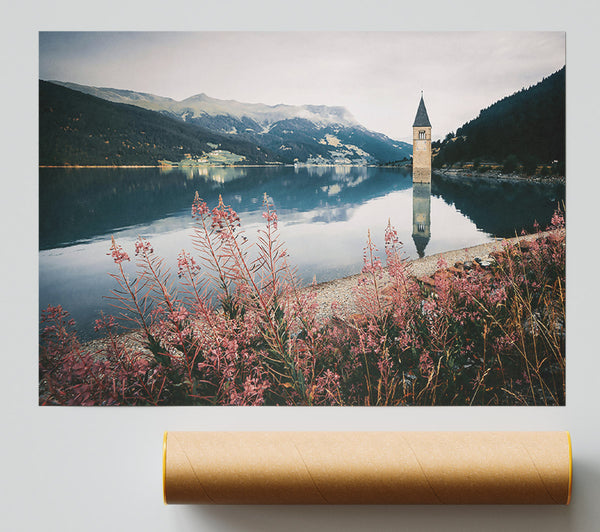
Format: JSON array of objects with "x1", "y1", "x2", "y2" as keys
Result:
[{"x1": 412, "y1": 93, "x2": 432, "y2": 183}]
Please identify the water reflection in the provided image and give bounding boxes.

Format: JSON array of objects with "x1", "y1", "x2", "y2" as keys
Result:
[
  {"x1": 39, "y1": 166, "x2": 411, "y2": 250},
  {"x1": 159, "y1": 164, "x2": 250, "y2": 183},
  {"x1": 412, "y1": 182, "x2": 431, "y2": 258},
  {"x1": 39, "y1": 166, "x2": 565, "y2": 338},
  {"x1": 431, "y1": 173, "x2": 564, "y2": 236}
]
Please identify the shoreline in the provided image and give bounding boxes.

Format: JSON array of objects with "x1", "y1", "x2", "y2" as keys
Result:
[
  {"x1": 306, "y1": 230, "x2": 559, "y2": 322},
  {"x1": 434, "y1": 168, "x2": 565, "y2": 185},
  {"x1": 38, "y1": 164, "x2": 287, "y2": 169},
  {"x1": 81, "y1": 229, "x2": 560, "y2": 353},
  {"x1": 40, "y1": 165, "x2": 160, "y2": 169},
  {"x1": 38, "y1": 164, "x2": 566, "y2": 186},
  {"x1": 39, "y1": 163, "x2": 387, "y2": 169}
]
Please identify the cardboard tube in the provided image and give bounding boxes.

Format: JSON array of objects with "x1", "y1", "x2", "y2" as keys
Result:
[{"x1": 163, "y1": 431, "x2": 572, "y2": 505}]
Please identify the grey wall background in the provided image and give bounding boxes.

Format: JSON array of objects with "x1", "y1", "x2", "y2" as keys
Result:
[{"x1": 2, "y1": 1, "x2": 599, "y2": 530}]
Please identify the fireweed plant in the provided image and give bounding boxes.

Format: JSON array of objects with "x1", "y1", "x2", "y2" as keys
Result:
[{"x1": 39, "y1": 195, "x2": 565, "y2": 406}]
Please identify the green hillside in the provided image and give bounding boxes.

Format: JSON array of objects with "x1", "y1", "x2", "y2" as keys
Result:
[
  {"x1": 39, "y1": 80, "x2": 274, "y2": 165},
  {"x1": 433, "y1": 67, "x2": 565, "y2": 170}
]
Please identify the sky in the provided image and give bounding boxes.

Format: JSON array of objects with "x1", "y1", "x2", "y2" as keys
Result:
[{"x1": 39, "y1": 31, "x2": 565, "y2": 142}]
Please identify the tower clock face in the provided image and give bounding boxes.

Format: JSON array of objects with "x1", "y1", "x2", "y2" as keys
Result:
[{"x1": 416, "y1": 140, "x2": 427, "y2": 151}]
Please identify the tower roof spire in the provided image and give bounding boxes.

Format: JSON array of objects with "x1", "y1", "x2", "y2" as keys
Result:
[{"x1": 413, "y1": 94, "x2": 431, "y2": 128}]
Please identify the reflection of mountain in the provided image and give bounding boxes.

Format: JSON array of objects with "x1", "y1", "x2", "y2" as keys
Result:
[
  {"x1": 40, "y1": 167, "x2": 565, "y2": 252},
  {"x1": 39, "y1": 167, "x2": 413, "y2": 250},
  {"x1": 431, "y1": 173, "x2": 565, "y2": 237},
  {"x1": 159, "y1": 164, "x2": 249, "y2": 183}
]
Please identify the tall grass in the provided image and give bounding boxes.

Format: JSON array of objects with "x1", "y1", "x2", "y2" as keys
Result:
[{"x1": 39, "y1": 196, "x2": 565, "y2": 406}]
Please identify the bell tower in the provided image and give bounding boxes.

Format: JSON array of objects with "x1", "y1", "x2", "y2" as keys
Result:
[{"x1": 412, "y1": 92, "x2": 432, "y2": 183}]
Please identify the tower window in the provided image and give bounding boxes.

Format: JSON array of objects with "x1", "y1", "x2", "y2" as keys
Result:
[{"x1": 419, "y1": 130, "x2": 426, "y2": 140}]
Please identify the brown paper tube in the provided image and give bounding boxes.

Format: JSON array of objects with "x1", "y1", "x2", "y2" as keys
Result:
[{"x1": 163, "y1": 431, "x2": 572, "y2": 505}]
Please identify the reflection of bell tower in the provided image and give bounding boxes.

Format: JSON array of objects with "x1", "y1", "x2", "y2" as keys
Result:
[
  {"x1": 412, "y1": 92, "x2": 432, "y2": 184},
  {"x1": 412, "y1": 181, "x2": 431, "y2": 258}
]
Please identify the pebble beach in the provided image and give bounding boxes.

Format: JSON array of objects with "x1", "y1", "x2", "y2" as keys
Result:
[
  {"x1": 83, "y1": 230, "x2": 559, "y2": 354},
  {"x1": 307, "y1": 230, "x2": 557, "y2": 322}
]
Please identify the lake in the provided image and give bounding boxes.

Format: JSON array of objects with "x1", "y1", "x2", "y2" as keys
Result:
[{"x1": 39, "y1": 165, "x2": 565, "y2": 339}]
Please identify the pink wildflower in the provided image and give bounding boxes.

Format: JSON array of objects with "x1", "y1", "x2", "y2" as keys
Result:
[
  {"x1": 170, "y1": 305, "x2": 190, "y2": 324},
  {"x1": 108, "y1": 237, "x2": 130, "y2": 264},
  {"x1": 177, "y1": 250, "x2": 200, "y2": 278},
  {"x1": 549, "y1": 210, "x2": 565, "y2": 229},
  {"x1": 134, "y1": 238, "x2": 153, "y2": 256},
  {"x1": 191, "y1": 194, "x2": 209, "y2": 218},
  {"x1": 94, "y1": 315, "x2": 116, "y2": 332},
  {"x1": 211, "y1": 196, "x2": 241, "y2": 232},
  {"x1": 419, "y1": 351, "x2": 434, "y2": 377}
]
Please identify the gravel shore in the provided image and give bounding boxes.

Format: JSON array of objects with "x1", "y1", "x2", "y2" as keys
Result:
[
  {"x1": 306, "y1": 231, "x2": 556, "y2": 322},
  {"x1": 83, "y1": 230, "x2": 557, "y2": 353},
  {"x1": 435, "y1": 168, "x2": 565, "y2": 185}
]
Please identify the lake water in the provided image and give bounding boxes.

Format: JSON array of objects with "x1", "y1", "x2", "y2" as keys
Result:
[{"x1": 39, "y1": 166, "x2": 565, "y2": 339}]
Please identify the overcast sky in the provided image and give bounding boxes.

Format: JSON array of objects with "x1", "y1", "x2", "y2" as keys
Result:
[{"x1": 39, "y1": 31, "x2": 565, "y2": 142}]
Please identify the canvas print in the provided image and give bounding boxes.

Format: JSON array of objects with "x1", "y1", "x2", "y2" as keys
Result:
[{"x1": 39, "y1": 32, "x2": 565, "y2": 406}]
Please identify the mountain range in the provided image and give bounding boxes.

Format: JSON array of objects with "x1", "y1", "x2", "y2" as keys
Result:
[{"x1": 40, "y1": 81, "x2": 412, "y2": 166}]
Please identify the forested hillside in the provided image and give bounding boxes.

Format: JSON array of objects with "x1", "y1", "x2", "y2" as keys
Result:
[
  {"x1": 39, "y1": 81, "x2": 273, "y2": 165},
  {"x1": 433, "y1": 67, "x2": 565, "y2": 170}
]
